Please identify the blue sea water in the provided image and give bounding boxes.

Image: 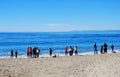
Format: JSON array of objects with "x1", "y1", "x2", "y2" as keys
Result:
[{"x1": 0, "y1": 31, "x2": 120, "y2": 58}]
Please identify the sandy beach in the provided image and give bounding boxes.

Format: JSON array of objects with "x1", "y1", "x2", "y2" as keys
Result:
[{"x1": 0, "y1": 53, "x2": 120, "y2": 77}]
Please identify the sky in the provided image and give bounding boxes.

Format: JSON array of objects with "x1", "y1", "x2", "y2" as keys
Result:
[{"x1": 0, "y1": 0, "x2": 120, "y2": 32}]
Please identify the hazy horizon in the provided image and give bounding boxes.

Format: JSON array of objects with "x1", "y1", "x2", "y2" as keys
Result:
[{"x1": 0, "y1": 30, "x2": 120, "y2": 33}]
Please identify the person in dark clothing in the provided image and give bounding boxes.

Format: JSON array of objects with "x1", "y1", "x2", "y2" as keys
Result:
[
  {"x1": 10, "y1": 50, "x2": 14, "y2": 58},
  {"x1": 49, "y1": 48, "x2": 53, "y2": 56},
  {"x1": 27, "y1": 47, "x2": 33, "y2": 58},
  {"x1": 74, "y1": 46, "x2": 78, "y2": 55},
  {"x1": 33, "y1": 47, "x2": 37, "y2": 58},
  {"x1": 29, "y1": 47, "x2": 32, "y2": 58},
  {"x1": 94, "y1": 43, "x2": 98, "y2": 54},
  {"x1": 53, "y1": 54, "x2": 57, "y2": 58},
  {"x1": 111, "y1": 44, "x2": 116, "y2": 53},
  {"x1": 111, "y1": 44, "x2": 114, "y2": 52},
  {"x1": 103, "y1": 43, "x2": 108, "y2": 53},
  {"x1": 27, "y1": 47, "x2": 30, "y2": 57},
  {"x1": 65, "y1": 46, "x2": 68, "y2": 56},
  {"x1": 15, "y1": 51, "x2": 18, "y2": 58},
  {"x1": 69, "y1": 46, "x2": 73, "y2": 56},
  {"x1": 36, "y1": 47, "x2": 40, "y2": 58},
  {"x1": 100, "y1": 45, "x2": 103, "y2": 54}
]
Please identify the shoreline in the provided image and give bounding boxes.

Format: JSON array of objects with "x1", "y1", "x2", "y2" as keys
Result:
[{"x1": 0, "y1": 50, "x2": 119, "y2": 59}]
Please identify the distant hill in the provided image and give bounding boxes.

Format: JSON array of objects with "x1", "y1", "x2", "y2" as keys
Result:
[{"x1": 69, "y1": 30, "x2": 120, "y2": 34}]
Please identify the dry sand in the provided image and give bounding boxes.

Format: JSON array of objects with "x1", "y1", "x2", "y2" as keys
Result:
[{"x1": 0, "y1": 53, "x2": 120, "y2": 77}]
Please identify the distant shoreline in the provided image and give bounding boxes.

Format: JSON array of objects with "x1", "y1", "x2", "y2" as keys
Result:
[
  {"x1": 0, "y1": 50, "x2": 119, "y2": 59},
  {"x1": 0, "y1": 30, "x2": 120, "y2": 33}
]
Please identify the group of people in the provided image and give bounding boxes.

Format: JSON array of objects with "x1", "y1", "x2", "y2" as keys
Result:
[
  {"x1": 10, "y1": 43, "x2": 116, "y2": 58},
  {"x1": 94, "y1": 43, "x2": 115, "y2": 54},
  {"x1": 10, "y1": 50, "x2": 18, "y2": 58},
  {"x1": 27, "y1": 47, "x2": 40, "y2": 58},
  {"x1": 27, "y1": 47, "x2": 53, "y2": 58},
  {"x1": 64, "y1": 46, "x2": 78, "y2": 56}
]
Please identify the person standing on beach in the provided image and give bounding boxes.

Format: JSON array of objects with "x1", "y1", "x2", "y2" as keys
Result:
[
  {"x1": 27, "y1": 47, "x2": 30, "y2": 57},
  {"x1": 29, "y1": 47, "x2": 33, "y2": 57},
  {"x1": 49, "y1": 48, "x2": 53, "y2": 56},
  {"x1": 103, "y1": 43, "x2": 108, "y2": 53},
  {"x1": 65, "y1": 46, "x2": 68, "y2": 56},
  {"x1": 27, "y1": 47, "x2": 32, "y2": 58},
  {"x1": 10, "y1": 50, "x2": 14, "y2": 58},
  {"x1": 100, "y1": 45, "x2": 103, "y2": 54},
  {"x1": 36, "y1": 47, "x2": 40, "y2": 57},
  {"x1": 15, "y1": 51, "x2": 18, "y2": 58},
  {"x1": 33, "y1": 47, "x2": 37, "y2": 58},
  {"x1": 69, "y1": 46, "x2": 73, "y2": 56},
  {"x1": 74, "y1": 46, "x2": 78, "y2": 55},
  {"x1": 94, "y1": 43, "x2": 98, "y2": 54},
  {"x1": 111, "y1": 44, "x2": 114, "y2": 52}
]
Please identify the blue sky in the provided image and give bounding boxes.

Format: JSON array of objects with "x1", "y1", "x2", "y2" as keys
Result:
[{"x1": 0, "y1": 0, "x2": 120, "y2": 32}]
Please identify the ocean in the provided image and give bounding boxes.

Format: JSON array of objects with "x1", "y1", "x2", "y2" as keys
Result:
[{"x1": 0, "y1": 31, "x2": 120, "y2": 58}]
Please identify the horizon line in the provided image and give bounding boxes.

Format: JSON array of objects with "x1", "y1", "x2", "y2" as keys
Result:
[{"x1": 0, "y1": 30, "x2": 120, "y2": 33}]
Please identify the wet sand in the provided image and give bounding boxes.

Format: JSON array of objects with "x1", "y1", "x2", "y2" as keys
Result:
[{"x1": 0, "y1": 53, "x2": 120, "y2": 77}]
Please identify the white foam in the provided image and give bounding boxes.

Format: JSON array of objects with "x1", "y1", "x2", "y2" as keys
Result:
[
  {"x1": 0, "y1": 56, "x2": 10, "y2": 59},
  {"x1": 0, "y1": 49, "x2": 120, "y2": 59}
]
